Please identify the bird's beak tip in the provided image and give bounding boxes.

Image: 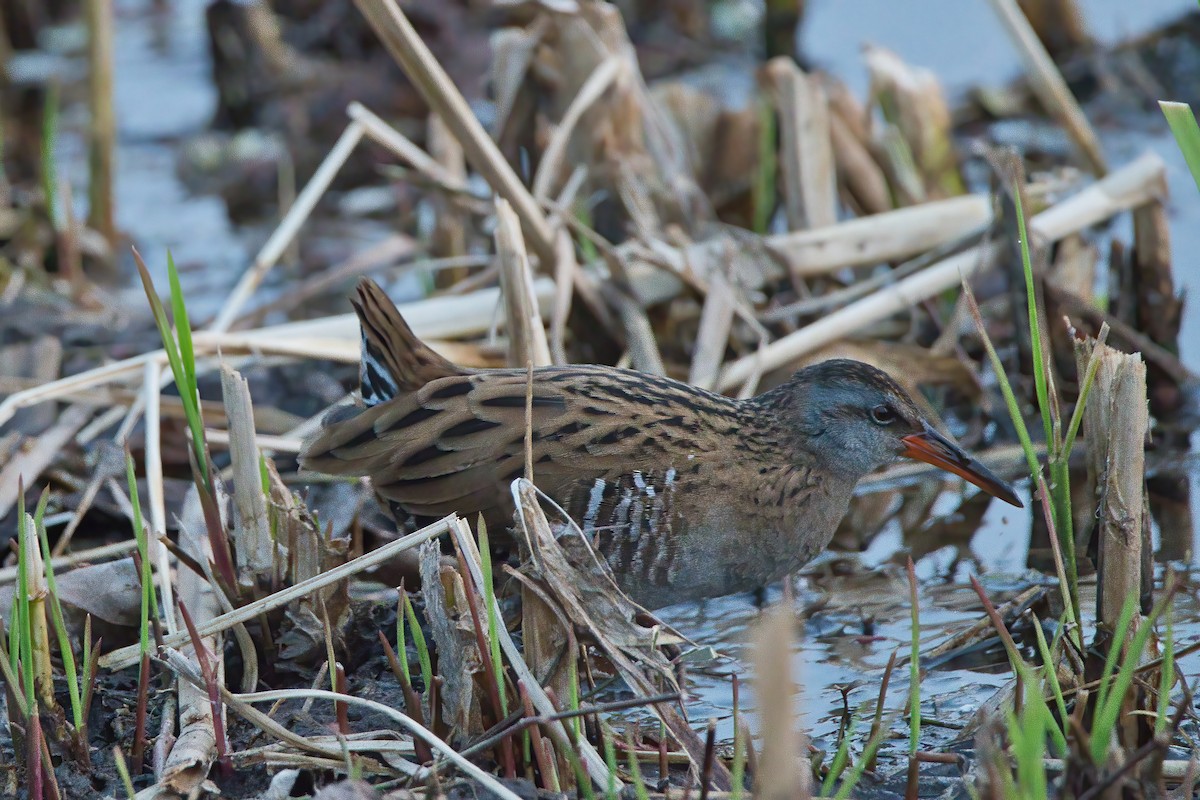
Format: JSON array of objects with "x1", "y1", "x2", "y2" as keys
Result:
[{"x1": 900, "y1": 428, "x2": 1023, "y2": 508}]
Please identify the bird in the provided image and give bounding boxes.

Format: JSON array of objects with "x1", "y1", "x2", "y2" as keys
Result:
[{"x1": 300, "y1": 279, "x2": 1022, "y2": 609}]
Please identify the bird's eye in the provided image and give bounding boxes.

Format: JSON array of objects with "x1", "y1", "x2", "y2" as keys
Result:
[{"x1": 870, "y1": 404, "x2": 895, "y2": 425}]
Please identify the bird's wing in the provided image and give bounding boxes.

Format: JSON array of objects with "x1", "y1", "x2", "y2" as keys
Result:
[{"x1": 299, "y1": 366, "x2": 731, "y2": 521}]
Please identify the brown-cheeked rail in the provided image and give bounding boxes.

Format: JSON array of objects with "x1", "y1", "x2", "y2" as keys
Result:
[{"x1": 300, "y1": 279, "x2": 1022, "y2": 609}]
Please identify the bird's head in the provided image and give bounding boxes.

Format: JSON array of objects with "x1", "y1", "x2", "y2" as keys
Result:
[{"x1": 769, "y1": 359, "x2": 1022, "y2": 507}]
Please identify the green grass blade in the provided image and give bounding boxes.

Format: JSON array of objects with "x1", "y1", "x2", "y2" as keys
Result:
[
  {"x1": 1089, "y1": 593, "x2": 1142, "y2": 765},
  {"x1": 477, "y1": 516, "x2": 508, "y2": 717},
  {"x1": 1156, "y1": 593, "x2": 1175, "y2": 738},
  {"x1": 126, "y1": 451, "x2": 155, "y2": 659},
  {"x1": 602, "y1": 729, "x2": 619, "y2": 800},
  {"x1": 1160, "y1": 101, "x2": 1200, "y2": 194},
  {"x1": 132, "y1": 248, "x2": 209, "y2": 488},
  {"x1": 730, "y1": 722, "x2": 746, "y2": 800},
  {"x1": 41, "y1": 82, "x2": 60, "y2": 230},
  {"x1": 821, "y1": 714, "x2": 856, "y2": 795},
  {"x1": 395, "y1": 590, "x2": 411, "y2": 686},
  {"x1": 1029, "y1": 613, "x2": 1068, "y2": 754},
  {"x1": 1022, "y1": 618, "x2": 1070, "y2": 758},
  {"x1": 34, "y1": 489, "x2": 84, "y2": 729},
  {"x1": 403, "y1": 593, "x2": 433, "y2": 699},
  {"x1": 16, "y1": 489, "x2": 36, "y2": 709},
  {"x1": 753, "y1": 98, "x2": 777, "y2": 235},
  {"x1": 962, "y1": 281, "x2": 1040, "y2": 481},
  {"x1": 832, "y1": 720, "x2": 888, "y2": 800},
  {"x1": 1012, "y1": 181, "x2": 1053, "y2": 450},
  {"x1": 166, "y1": 252, "x2": 198, "y2": 407}
]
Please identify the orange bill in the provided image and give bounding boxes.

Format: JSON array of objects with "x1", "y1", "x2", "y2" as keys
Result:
[{"x1": 900, "y1": 423, "x2": 1023, "y2": 508}]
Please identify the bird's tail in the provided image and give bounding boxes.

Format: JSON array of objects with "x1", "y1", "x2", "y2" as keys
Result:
[{"x1": 352, "y1": 278, "x2": 463, "y2": 406}]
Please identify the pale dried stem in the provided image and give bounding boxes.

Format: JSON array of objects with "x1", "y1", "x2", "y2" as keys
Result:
[
  {"x1": 220, "y1": 364, "x2": 273, "y2": 583},
  {"x1": 142, "y1": 358, "x2": 178, "y2": 636},
  {"x1": 532, "y1": 57, "x2": 622, "y2": 203},
  {"x1": 352, "y1": 0, "x2": 557, "y2": 264},
  {"x1": 211, "y1": 119, "x2": 367, "y2": 333},
  {"x1": 767, "y1": 193, "x2": 991, "y2": 277},
  {"x1": 100, "y1": 515, "x2": 458, "y2": 671},
  {"x1": 764, "y1": 57, "x2": 837, "y2": 230},
  {"x1": 986, "y1": 0, "x2": 1108, "y2": 175},
  {"x1": 451, "y1": 515, "x2": 617, "y2": 789},
  {"x1": 496, "y1": 199, "x2": 552, "y2": 368},
  {"x1": 718, "y1": 151, "x2": 1165, "y2": 389}
]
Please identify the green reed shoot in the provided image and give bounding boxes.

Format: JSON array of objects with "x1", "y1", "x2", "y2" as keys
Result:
[
  {"x1": 831, "y1": 722, "x2": 888, "y2": 800},
  {"x1": 625, "y1": 732, "x2": 651, "y2": 800},
  {"x1": 113, "y1": 746, "x2": 136, "y2": 800},
  {"x1": 40, "y1": 82, "x2": 60, "y2": 229},
  {"x1": 821, "y1": 714, "x2": 856, "y2": 795},
  {"x1": 753, "y1": 98, "x2": 777, "y2": 235},
  {"x1": 961, "y1": 186, "x2": 1100, "y2": 650},
  {"x1": 14, "y1": 489, "x2": 37, "y2": 712},
  {"x1": 133, "y1": 249, "x2": 208, "y2": 490},
  {"x1": 477, "y1": 516, "x2": 508, "y2": 718},
  {"x1": 1028, "y1": 612, "x2": 1069, "y2": 753},
  {"x1": 1156, "y1": 596, "x2": 1175, "y2": 738},
  {"x1": 602, "y1": 728, "x2": 619, "y2": 800},
  {"x1": 730, "y1": 720, "x2": 749, "y2": 800},
  {"x1": 567, "y1": 646, "x2": 582, "y2": 739},
  {"x1": 1006, "y1": 663, "x2": 1052, "y2": 800},
  {"x1": 1159, "y1": 101, "x2": 1200, "y2": 194},
  {"x1": 395, "y1": 591, "x2": 411, "y2": 687},
  {"x1": 1090, "y1": 589, "x2": 1170, "y2": 766},
  {"x1": 33, "y1": 488, "x2": 85, "y2": 731},
  {"x1": 402, "y1": 592, "x2": 433, "y2": 698},
  {"x1": 126, "y1": 451, "x2": 155, "y2": 659}
]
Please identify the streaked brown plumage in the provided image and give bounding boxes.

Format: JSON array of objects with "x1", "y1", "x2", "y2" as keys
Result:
[{"x1": 300, "y1": 279, "x2": 1021, "y2": 608}]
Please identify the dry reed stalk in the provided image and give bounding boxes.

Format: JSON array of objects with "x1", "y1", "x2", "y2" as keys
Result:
[
  {"x1": 1130, "y1": 197, "x2": 1181, "y2": 364},
  {"x1": 1075, "y1": 340, "x2": 1148, "y2": 633},
  {"x1": 428, "y1": 112, "x2": 468, "y2": 285},
  {"x1": 85, "y1": 0, "x2": 115, "y2": 245},
  {"x1": 0, "y1": 403, "x2": 90, "y2": 521},
  {"x1": 159, "y1": 488, "x2": 229, "y2": 792},
  {"x1": 752, "y1": 606, "x2": 810, "y2": 800},
  {"x1": 864, "y1": 45, "x2": 963, "y2": 200},
  {"x1": 986, "y1": 0, "x2": 1107, "y2": 175},
  {"x1": 824, "y1": 76, "x2": 892, "y2": 215},
  {"x1": 0, "y1": 280, "x2": 555, "y2": 428},
  {"x1": 211, "y1": 118, "x2": 366, "y2": 332},
  {"x1": 219, "y1": 364, "x2": 272, "y2": 584},
  {"x1": 689, "y1": 270, "x2": 736, "y2": 390},
  {"x1": 450, "y1": 514, "x2": 617, "y2": 788},
  {"x1": 0, "y1": 539, "x2": 138, "y2": 585},
  {"x1": 100, "y1": 515, "x2": 458, "y2": 670},
  {"x1": 141, "y1": 359, "x2": 179, "y2": 636},
  {"x1": 348, "y1": 103, "x2": 470, "y2": 194},
  {"x1": 531, "y1": 56, "x2": 622, "y2": 203},
  {"x1": 352, "y1": 0, "x2": 557, "y2": 265},
  {"x1": 496, "y1": 199, "x2": 552, "y2": 368},
  {"x1": 718, "y1": 151, "x2": 1166, "y2": 389},
  {"x1": 767, "y1": 193, "x2": 990, "y2": 278},
  {"x1": 763, "y1": 57, "x2": 836, "y2": 231}
]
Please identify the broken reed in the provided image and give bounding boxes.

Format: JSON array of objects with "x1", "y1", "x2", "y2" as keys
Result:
[{"x1": 959, "y1": 180, "x2": 1186, "y2": 789}]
